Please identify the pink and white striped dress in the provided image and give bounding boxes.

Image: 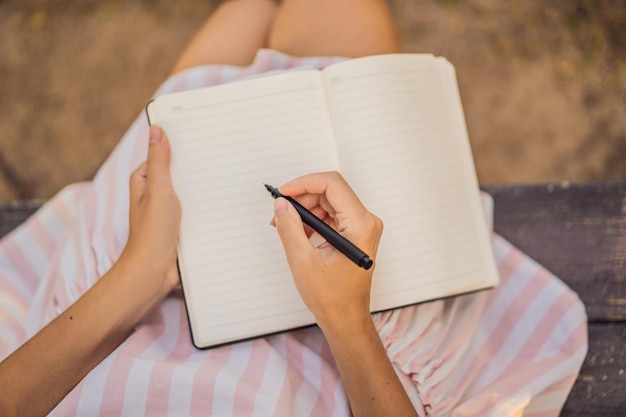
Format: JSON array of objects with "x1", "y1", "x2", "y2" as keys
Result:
[{"x1": 0, "y1": 50, "x2": 587, "y2": 417}]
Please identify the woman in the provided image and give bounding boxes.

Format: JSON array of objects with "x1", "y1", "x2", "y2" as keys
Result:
[{"x1": 0, "y1": 1, "x2": 586, "y2": 416}]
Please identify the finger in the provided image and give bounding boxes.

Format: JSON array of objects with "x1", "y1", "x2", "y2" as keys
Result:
[
  {"x1": 279, "y1": 171, "x2": 365, "y2": 216},
  {"x1": 284, "y1": 193, "x2": 322, "y2": 211},
  {"x1": 146, "y1": 126, "x2": 173, "y2": 190},
  {"x1": 129, "y1": 162, "x2": 148, "y2": 205},
  {"x1": 270, "y1": 205, "x2": 332, "y2": 238},
  {"x1": 284, "y1": 194, "x2": 337, "y2": 225},
  {"x1": 309, "y1": 205, "x2": 331, "y2": 224},
  {"x1": 273, "y1": 198, "x2": 314, "y2": 264}
]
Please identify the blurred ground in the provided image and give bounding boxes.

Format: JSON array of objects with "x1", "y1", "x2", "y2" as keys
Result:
[{"x1": 0, "y1": 0, "x2": 625, "y2": 200}]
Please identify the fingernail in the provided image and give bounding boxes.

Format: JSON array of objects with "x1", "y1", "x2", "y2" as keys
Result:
[
  {"x1": 149, "y1": 126, "x2": 163, "y2": 144},
  {"x1": 274, "y1": 198, "x2": 289, "y2": 216}
]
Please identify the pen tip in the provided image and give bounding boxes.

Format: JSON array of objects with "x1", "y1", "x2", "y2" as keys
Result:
[{"x1": 264, "y1": 184, "x2": 280, "y2": 199}]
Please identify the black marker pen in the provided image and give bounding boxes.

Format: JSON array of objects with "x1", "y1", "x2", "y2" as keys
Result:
[{"x1": 265, "y1": 184, "x2": 373, "y2": 270}]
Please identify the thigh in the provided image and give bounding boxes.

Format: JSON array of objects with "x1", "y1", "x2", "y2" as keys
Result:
[
  {"x1": 268, "y1": 0, "x2": 400, "y2": 58},
  {"x1": 171, "y1": 0, "x2": 277, "y2": 74}
]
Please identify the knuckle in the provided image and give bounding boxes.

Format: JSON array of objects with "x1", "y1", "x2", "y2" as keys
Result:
[
  {"x1": 364, "y1": 213, "x2": 384, "y2": 237},
  {"x1": 375, "y1": 215, "x2": 384, "y2": 233},
  {"x1": 327, "y1": 171, "x2": 343, "y2": 182}
]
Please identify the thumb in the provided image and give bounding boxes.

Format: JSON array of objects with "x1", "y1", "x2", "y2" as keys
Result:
[
  {"x1": 146, "y1": 126, "x2": 172, "y2": 188},
  {"x1": 129, "y1": 161, "x2": 147, "y2": 206},
  {"x1": 274, "y1": 198, "x2": 313, "y2": 263}
]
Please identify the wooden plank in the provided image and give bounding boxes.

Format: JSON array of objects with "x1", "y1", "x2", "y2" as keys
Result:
[
  {"x1": 480, "y1": 181, "x2": 626, "y2": 415},
  {"x1": 560, "y1": 323, "x2": 626, "y2": 416},
  {"x1": 482, "y1": 181, "x2": 626, "y2": 322},
  {"x1": 0, "y1": 200, "x2": 42, "y2": 239},
  {"x1": 1, "y1": 182, "x2": 624, "y2": 415}
]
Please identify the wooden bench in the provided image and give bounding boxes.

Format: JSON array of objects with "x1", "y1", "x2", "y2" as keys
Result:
[
  {"x1": 482, "y1": 181, "x2": 625, "y2": 416},
  {"x1": 1, "y1": 181, "x2": 624, "y2": 416}
]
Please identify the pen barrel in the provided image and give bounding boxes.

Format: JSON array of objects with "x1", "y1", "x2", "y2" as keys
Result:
[{"x1": 284, "y1": 196, "x2": 373, "y2": 270}]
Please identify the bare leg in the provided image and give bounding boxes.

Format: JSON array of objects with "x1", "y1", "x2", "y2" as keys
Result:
[
  {"x1": 171, "y1": 0, "x2": 278, "y2": 74},
  {"x1": 268, "y1": 0, "x2": 400, "y2": 58}
]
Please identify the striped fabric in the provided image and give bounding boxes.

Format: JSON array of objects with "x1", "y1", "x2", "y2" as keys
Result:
[{"x1": 0, "y1": 49, "x2": 587, "y2": 416}]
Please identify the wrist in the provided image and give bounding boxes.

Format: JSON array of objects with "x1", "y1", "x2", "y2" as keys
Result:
[
  {"x1": 317, "y1": 307, "x2": 374, "y2": 341},
  {"x1": 103, "y1": 256, "x2": 174, "y2": 329},
  {"x1": 116, "y1": 248, "x2": 178, "y2": 298}
]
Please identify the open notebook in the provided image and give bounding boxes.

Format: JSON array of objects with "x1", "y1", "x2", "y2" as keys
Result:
[{"x1": 146, "y1": 54, "x2": 499, "y2": 349}]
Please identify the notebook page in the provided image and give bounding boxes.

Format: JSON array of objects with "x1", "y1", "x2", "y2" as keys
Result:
[
  {"x1": 436, "y1": 57, "x2": 499, "y2": 294},
  {"x1": 322, "y1": 55, "x2": 498, "y2": 311},
  {"x1": 152, "y1": 70, "x2": 340, "y2": 347}
]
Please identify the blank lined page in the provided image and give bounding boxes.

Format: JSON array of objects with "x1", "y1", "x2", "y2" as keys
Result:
[
  {"x1": 322, "y1": 55, "x2": 498, "y2": 311},
  {"x1": 152, "y1": 70, "x2": 340, "y2": 347}
]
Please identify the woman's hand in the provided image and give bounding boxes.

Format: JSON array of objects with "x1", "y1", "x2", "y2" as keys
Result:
[
  {"x1": 0, "y1": 126, "x2": 182, "y2": 417},
  {"x1": 271, "y1": 172, "x2": 417, "y2": 417},
  {"x1": 272, "y1": 171, "x2": 383, "y2": 327},
  {"x1": 118, "y1": 126, "x2": 181, "y2": 297}
]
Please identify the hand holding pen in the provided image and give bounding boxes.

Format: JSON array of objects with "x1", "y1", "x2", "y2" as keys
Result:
[
  {"x1": 268, "y1": 171, "x2": 383, "y2": 326},
  {"x1": 265, "y1": 184, "x2": 373, "y2": 270}
]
